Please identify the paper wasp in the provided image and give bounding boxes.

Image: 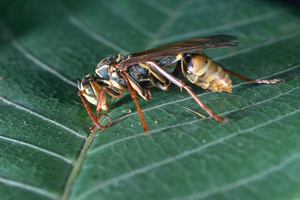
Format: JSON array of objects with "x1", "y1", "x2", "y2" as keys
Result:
[{"x1": 76, "y1": 35, "x2": 284, "y2": 134}]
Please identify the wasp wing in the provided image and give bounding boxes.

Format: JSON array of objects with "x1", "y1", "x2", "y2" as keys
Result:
[{"x1": 117, "y1": 35, "x2": 239, "y2": 68}]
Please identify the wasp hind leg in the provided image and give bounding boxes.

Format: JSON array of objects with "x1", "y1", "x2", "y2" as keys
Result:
[
  {"x1": 222, "y1": 68, "x2": 284, "y2": 84},
  {"x1": 196, "y1": 51, "x2": 284, "y2": 84},
  {"x1": 146, "y1": 60, "x2": 228, "y2": 123},
  {"x1": 158, "y1": 54, "x2": 184, "y2": 77}
]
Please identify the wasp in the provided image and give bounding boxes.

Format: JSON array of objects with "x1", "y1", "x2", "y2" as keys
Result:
[{"x1": 76, "y1": 35, "x2": 284, "y2": 134}]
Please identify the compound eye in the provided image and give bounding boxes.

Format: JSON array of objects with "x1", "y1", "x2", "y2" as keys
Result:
[
  {"x1": 85, "y1": 86, "x2": 93, "y2": 95},
  {"x1": 80, "y1": 82, "x2": 99, "y2": 106},
  {"x1": 84, "y1": 88, "x2": 90, "y2": 94}
]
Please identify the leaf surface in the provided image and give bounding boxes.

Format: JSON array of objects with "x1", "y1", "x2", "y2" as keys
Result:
[{"x1": 0, "y1": 0, "x2": 300, "y2": 200}]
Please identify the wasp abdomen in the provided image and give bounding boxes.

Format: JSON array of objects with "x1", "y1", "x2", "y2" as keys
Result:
[{"x1": 182, "y1": 53, "x2": 232, "y2": 93}]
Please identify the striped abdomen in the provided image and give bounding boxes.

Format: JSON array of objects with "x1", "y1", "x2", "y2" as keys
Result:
[{"x1": 181, "y1": 53, "x2": 232, "y2": 93}]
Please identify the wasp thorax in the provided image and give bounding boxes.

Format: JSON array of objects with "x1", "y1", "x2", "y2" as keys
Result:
[
  {"x1": 96, "y1": 54, "x2": 130, "y2": 69},
  {"x1": 116, "y1": 53, "x2": 130, "y2": 63},
  {"x1": 95, "y1": 54, "x2": 130, "y2": 80}
]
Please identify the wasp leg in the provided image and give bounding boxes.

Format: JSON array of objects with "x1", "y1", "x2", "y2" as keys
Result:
[
  {"x1": 144, "y1": 63, "x2": 170, "y2": 91},
  {"x1": 78, "y1": 91, "x2": 112, "y2": 131},
  {"x1": 159, "y1": 54, "x2": 184, "y2": 77},
  {"x1": 93, "y1": 87, "x2": 122, "y2": 132},
  {"x1": 196, "y1": 50, "x2": 206, "y2": 56},
  {"x1": 90, "y1": 124, "x2": 97, "y2": 132},
  {"x1": 146, "y1": 60, "x2": 228, "y2": 123},
  {"x1": 145, "y1": 54, "x2": 186, "y2": 90},
  {"x1": 149, "y1": 75, "x2": 170, "y2": 91},
  {"x1": 119, "y1": 70, "x2": 150, "y2": 135},
  {"x1": 96, "y1": 89, "x2": 106, "y2": 115},
  {"x1": 126, "y1": 72, "x2": 152, "y2": 101},
  {"x1": 222, "y1": 68, "x2": 284, "y2": 84},
  {"x1": 135, "y1": 62, "x2": 170, "y2": 91},
  {"x1": 196, "y1": 50, "x2": 284, "y2": 84},
  {"x1": 95, "y1": 87, "x2": 123, "y2": 115},
  {"x1": 171, "y1": 61, "x2": 182, "y2": 77},
  {"x1": 158, "y1": 54, "x2": 183, "y2": 67}
]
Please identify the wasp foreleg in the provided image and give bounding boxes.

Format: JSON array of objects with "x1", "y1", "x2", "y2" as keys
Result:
[{"x1": 77, "y1": 91, "x2": 112, "y2": 131}]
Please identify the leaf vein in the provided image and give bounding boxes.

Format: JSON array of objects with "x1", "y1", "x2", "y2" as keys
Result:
[
  {"x1": 144, "y1": 0, "x2": 190, "y2": 49},
  {"x1": 167, "y1": 151, "x2": 300, "y2": 200},
  {"x1": 0, "y1": 135, "x2": 73, "y2": 164},
  {"x1": 155, "y1": 11, "x2": 281, "y2": 45},
  {"x1": 100, "y1": 0, "x2": 154, "y2": 38},
  {"x1": 88, "y1": 75, "x2": 299, "y2": 155},
  {"x1": 75, "y1": 108, "x2": 300, "y2": 199},
  {"x1": 214, "y1": 30, "x2": 300, "y2": 61},
  {"x1": 110, "y1": 64, "x2": 300, "y2": 126},
  {"x1": 0, "y1": 176, "x2": 58, "y2": 200},
  {"x1": 0, "y1": 20, "x2": 76, "y2": 87},
  {"x1": 0, "y1": 96, "x2": 86, "y2": 139},
  {"x1": 12, "y1": 39, "x2": 76, "y2": 87},
  {"x1": 139, "y1": 0, "x2": 173, "y2": 16},
  {"x1": 58, "y1": 2, "x2": 129, "y2": 53}
]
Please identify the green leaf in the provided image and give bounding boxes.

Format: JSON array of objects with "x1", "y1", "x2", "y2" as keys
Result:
[{"x1": 1, "y1": 0, "x2": 300, "y2": 200}]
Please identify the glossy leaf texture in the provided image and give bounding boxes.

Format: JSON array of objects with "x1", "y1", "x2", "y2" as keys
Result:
[{"x1": 0, "y1": 0, "x2": 300, "y2": 200}]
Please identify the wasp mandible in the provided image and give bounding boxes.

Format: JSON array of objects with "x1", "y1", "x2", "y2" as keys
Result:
[{"x1": 76, "y1": 35, "x2": 284, "y2": 135}]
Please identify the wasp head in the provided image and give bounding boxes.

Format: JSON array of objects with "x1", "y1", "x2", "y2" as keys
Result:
[{"x1": 76, "y1": 74, "x2": 105, "y2": 106}]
